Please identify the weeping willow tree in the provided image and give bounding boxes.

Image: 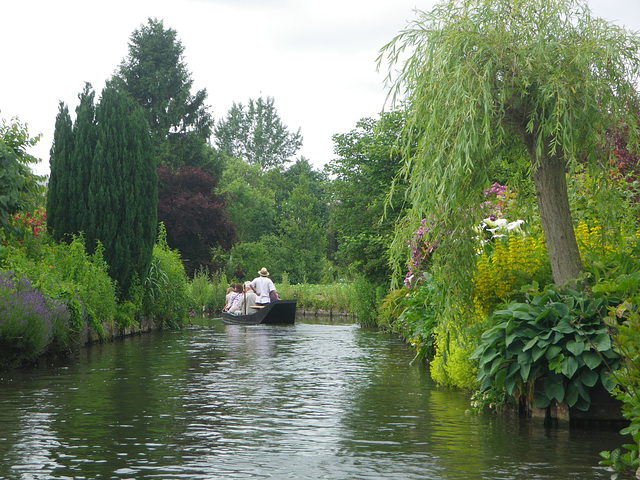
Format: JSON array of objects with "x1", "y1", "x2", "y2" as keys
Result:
[{"x1": 380, "y1": 0, "x2": 640, "y2": 288}]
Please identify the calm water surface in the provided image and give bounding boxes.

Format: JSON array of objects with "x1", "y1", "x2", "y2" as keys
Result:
[{"x1": 0, "y1": 319, "x2": 625, "y2": 479}]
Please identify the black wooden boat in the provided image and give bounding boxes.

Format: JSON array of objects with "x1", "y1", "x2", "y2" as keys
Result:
[{"x1": 221, "y1": 299, "x2": 297, "y2": 325}]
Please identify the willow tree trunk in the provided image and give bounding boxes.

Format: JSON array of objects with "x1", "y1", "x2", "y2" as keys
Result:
[{"x1": 523, "y1": 133, "x2": 584, "y2": 286}]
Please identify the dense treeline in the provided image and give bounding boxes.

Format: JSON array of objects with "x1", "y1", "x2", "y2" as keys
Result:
[{"x1": 3, "y1": 2, "x2": 640, "y2": 476}]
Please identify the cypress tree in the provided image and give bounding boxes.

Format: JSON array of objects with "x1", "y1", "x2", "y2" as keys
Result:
[
  {"x1": 72, "y1": 83, "x2": 97, "y2": 234},
  {"x1": 87, "y1": 85, "x2": 157, "y2": 298},
  {"x1": 46, "y1": 102, "x2": 74, "y2": 241}
]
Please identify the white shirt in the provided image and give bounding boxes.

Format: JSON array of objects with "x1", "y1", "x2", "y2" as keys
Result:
[{"x1": 251, "y1": 276, "x2": 276, "y2": 303}]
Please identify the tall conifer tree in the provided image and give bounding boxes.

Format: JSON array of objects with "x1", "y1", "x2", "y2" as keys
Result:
[
  {"x1": 72, "y1": 84, "x2": 97, "y2": 234},
  {"x1": 87, "y1": 85, "x2": 157, "y2": 298},
  {"x1": 46, "y1": 102, "x2": 74, "y2": 241},
  {"x1": 115, "y1": 18, "x2": 213, "y2": 168}
]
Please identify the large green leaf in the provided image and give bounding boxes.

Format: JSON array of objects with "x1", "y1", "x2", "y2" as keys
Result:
[
  {"x1": 553, "y1": 317, "x2": 576, "y2": 334},
  {"x1": 545, "y1": 345, "x2": 563, "y2": 360},
  {"x1": 544, "y1": 376, "x2": 565, "y2": 402},
  {"x1": 522, "y1": 336, "x2": 539, "y2": 351},
  {"x1": 550, "y1": 302, "x2": 571, "y2": 317},
  {"x1": 582, "y1": 351, "x2": 603, "y2": 370},
  {"x1": 531, "y1": 345, "x2": 546, "y2": 362},
  {"x1": 512, "y1": 310, "x2": 535, "y2": 321},
  {"x1": 565, "y1": 381, "x2": 579, "y2": 407},
  {"x1": 490, "y1": 356, "x2": 504, "y2": 375},
  {"x1": 593, "y1": 333, "x2": 612, "y2": 352},
  {"x1": 534, "y1": 390, "x2": 551, "y2": 409},
  {"x1": 518, "y1": 349, "x2": 532, "y2": 364},
  {"x1": 505, "y1": 330, "x2": 518, "y2": 347},
  {"x1": 535, "y1": 308, "x2": 550, "y2": 322},
  {"x1": 504, "y1": 373, "x2": 518, "y2": 395},
  {"x1": 580, "y1": 369, "x2": 599, "y2": 387},
  {"x1": 480, "y1": 374, "x2": 493, "y2": 392},
  {"x1": 574, "y1": 395, "x2": 591, "y2": 412},
  {"x1": 601, "y1": 371, "x2": 616, "y2": 392},
  {"x1": 566, "y1": 339, "x2": 585, "y2": 356},
  {"x1": 520, "y1": 362, "x2": 532, "y2": 382},
  {"x1": 494, "y1": 365, "x2": 508, "y2": 389},
  {"x1": 561, "y1": 356, "x2": 579, "y2": 378},
  {"x1": 480, "y1": 348, "x2": 500, "y2": 365},
  {"x1": 470, "y1": 344, "x2": 486, "y2": 360}
]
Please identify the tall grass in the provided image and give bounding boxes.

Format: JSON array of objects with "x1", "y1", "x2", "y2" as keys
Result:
[{"x1": 187, "y1": 269, "x2": 229, "y2": 315}]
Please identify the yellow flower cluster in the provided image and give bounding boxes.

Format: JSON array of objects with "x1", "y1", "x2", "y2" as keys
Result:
[
  {"x1": 473, "y1": 235, "x2": 547, "y2": 316},
  {"x1": 575, "y1": 221, "x2": 619, "y2": 258}
]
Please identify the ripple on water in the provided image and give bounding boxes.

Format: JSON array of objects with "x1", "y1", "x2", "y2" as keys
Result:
[{"x1": 0, "y1": 322, "x2": 625, "y2": 480}]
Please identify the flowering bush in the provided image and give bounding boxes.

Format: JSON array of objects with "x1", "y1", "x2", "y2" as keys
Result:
[
  {"x1": 0, "y1": 270, "x2": 70, "y2": 367},
  {"x1": 10, "y1": 209, "x2": 46, "y2": 238},
  {"x1": 404, "y1": 183, "x2": 517, "y2": 289},
  {"x1": 404, "y1": 216, "x2": 446, "y2": 289}
]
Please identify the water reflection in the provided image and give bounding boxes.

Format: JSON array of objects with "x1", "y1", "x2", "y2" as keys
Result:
[{"x1": 0, "y1": 320, "x2": 626, "y2": 479}]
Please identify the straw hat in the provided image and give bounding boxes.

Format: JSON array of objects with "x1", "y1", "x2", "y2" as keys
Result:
[{"x1": 258, "y1": 267, "x2": 269, "y2": 277}]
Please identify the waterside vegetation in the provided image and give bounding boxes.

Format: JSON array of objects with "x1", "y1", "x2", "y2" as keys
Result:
[{"x1": 3, "y1": 1, "x2": 640, "y2": 476}]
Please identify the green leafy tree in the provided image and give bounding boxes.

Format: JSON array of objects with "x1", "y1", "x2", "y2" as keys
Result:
[
  {"x1": 0, "y1": 118, "x2": 43, "y2": 238},
  {"x1": 267, "y1": 157, "x2": 328, "y2": 221},
  {"x1": 325, "y1": 110, "x2": 406, "y2": 284},
  {"x1": 84, "y1": 85, "x2": 158, "y2": 298},
  {"x1": 278, "y1": 175, "x2": 327, "y2": 284},
  {"x1": 380, "y1": 0, "x2": 640, "y2": 286},
  {"x1": 214, "y1": 96, "x2": 302, "y2": 171},
  {"x1": 218, "y1": 157, "x2": 277, "y2": 243},
  {"x1": 115, "y1": 17, "x2": 214, "y2": 168}
]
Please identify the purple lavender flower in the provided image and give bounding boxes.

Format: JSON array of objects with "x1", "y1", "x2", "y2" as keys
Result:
[{"x1": 0, "y1": 270, "x2": 70, "y2": 363}]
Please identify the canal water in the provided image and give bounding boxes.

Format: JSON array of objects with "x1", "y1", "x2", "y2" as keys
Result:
[{"x1": 0, "y1": 318, "x2": 625, "y2": 479}]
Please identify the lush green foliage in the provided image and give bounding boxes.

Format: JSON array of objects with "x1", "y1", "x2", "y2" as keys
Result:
[
  {"x1": 379, "y1": 275, "x2": 439, "y2": 361},
  {"x1": 278, "y1": 278, "x2": 354, "y2": 314},
  {"x1": 214, "y1": 96, "x2": 302, "y2": 171},
  {"x1": 142, "y1": 224, "x2": 189, "y2": 328},
  {"x1": 380, "y1": 0, "x2": 640, "y2": 287},
  {"x1": 46, "y1": 102, "x2": 75, "y2": 241},
  {"x1": 49, "y1": 85, "x2": 158, "y2": 299},
  {"x1": 219, "y1": 157, "x2": 278, "y2": 243},
  {"x1": 0, "y1": 118, "x2": 44, "y2": 238},
  {"x1": 188, "y1": 267, "x2": 223, "y2": 314},
  {"x1": 472, "y1": 285, "x2": 620, "y2": 411},
  {"x1": 325, "y1": 111, "x2": 406, "y2": 284},
  {"x1": 277, "y1": 175, "x2": 327, "y2": 284},
  {"x1": 0, "y1": 270, "x2": 70, "y2": 368},
  {"x1": 91, "y1": 85, "x2": 157, "y2": 299},
  {"x1": 346, "y1": 275, "x2": 386, "y2": 327},
  {"x1": 596, "y1": 273, "x2": 640, "y2": 475},
  {"x1": 600, "y1": 299, "x2": 640, "y2": 475},
  {"x1": 114, "y1": 17, "x2": 214, "y2": 169},
  {"x1": 2, "y1": 223, "x2": 117, "y2": 334},
  {"x1": 220, "y1": 157, "x2": 329, "y2": 284}
]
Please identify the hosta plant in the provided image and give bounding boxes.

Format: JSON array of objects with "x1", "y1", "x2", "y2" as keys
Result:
[{"x1": 471, "y1": 284, "x2": 620, "y2": 411}]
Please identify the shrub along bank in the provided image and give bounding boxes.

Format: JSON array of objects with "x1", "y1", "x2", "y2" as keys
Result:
[{"x1": 0, "y1": 219, "x2": 190, "y2": 370}]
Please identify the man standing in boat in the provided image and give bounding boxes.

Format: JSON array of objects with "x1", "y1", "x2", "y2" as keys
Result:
[{"x1": 251, "y1": 267, "x2": 280, "y2": 305}]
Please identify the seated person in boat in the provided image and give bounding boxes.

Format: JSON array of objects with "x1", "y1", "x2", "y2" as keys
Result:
[
  {"x1": 251, "y1": 267, "x2": 280, "y2": 305},
  {"x1": 236, "y1": 281, "x2": 258, "y2": 315},
  {"x1": 223, "y1": 283, "x2": 243, "y2": 313},
  {"x1": 224, "y1": 285, "x2": 235, "y2": 307}
]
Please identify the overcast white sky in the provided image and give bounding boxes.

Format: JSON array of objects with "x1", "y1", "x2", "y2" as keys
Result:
[{"x1": 2, "y1": 0, "x2": 639, "y2": 177}]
